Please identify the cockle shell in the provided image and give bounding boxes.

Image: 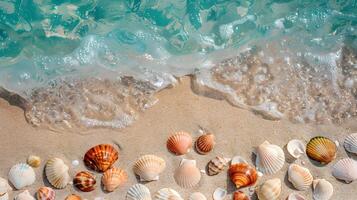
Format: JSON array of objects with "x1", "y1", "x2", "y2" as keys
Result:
[
  {"x1": 174, "y1": 159, "x2": 201, "y2": 188},
  {"x1": 65, "y1": 194, "x2": 82, "y2": 200},
  {"x1": 0, "y1": 177, "x2": 11, "y2": 196},
  {"x1": 228, "y1": 163, "x2": 258, "y2": 189},
  {"x1": 286, "y1": 193, "x2": 305, "y2": 200},
  {"x1": 288, "y1": 164, "x2": 313, "y2": 191},
  {"x1": 133, "y1": 155, "x2": 166, "y2": 181},
  {"x1": 312, "y1": 179, "x2": 333, "y2": 200},
  {"x1": 332, "y1": 158, "x2": 357, "y2": 183},
  {"x1": 36, "y1": 187, "x2": 55, "y2": 200},
  {"x1": 189, "y1": 192, "x2": 207, "y2": 200},
  {"x1": 233, "y1": 191, "x2": 249, "y2": 200},
  {"x1": 84, "y1": 144, "x2": 119, "y2": 172},
  {"x1": 167, "y1": 132, "x2": 192, "y2": 155},
  {"x1": 255, "y1": 141, "x2": 285, "y2": 175},
  {"x1": 287, "y1": 139, "x2": 305, "y2": 159},
  {"x1": 73, "y1": 171, "x2": 96, "y2": 192},
  {"x1": 8, "y1": 163, "x2": 36, "y2": 190},
  {"x1": 306, "y1": 136, "x2": 336, "y2": 164},
  {"x1": 126, "y1": 184, "x2": 151, "y2": 200},
  {"x1": 256, "y1": 178, "x2": 282, "y2": 200},
  {"x1": 155, "y1": 188, "x2": 183, "y2": 200},
  {"x1": 213, "y1": 188, "x2": 227, "y2": 200},
  {"x1": 206, "y1": 156, "x2": 230, "y2": 176},
  {"x1": 45, "y1": 158, "x2": 70, "y2": 189},
  {"x1": 195, "y1": 133, "x2": 215, "y2": 154},
  {"x1": 344, "y1": 133, "x2": 357, "y2": 154},
  {"x1": 14, "y1": 190, "x2": 35, "y2": 200},
  {"x1": 27, "y1": 155, "x2": 41, "y2": 168},
  {"x1": 102, "y1": 167, "x2": 128, "y2": 192}
]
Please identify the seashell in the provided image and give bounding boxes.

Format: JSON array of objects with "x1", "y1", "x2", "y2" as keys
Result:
[
  {"x1": 312, "y1": 179, "x2": 333, "y2": 200},
  {"x1": 286, "y1": 193, "x2": 306, "y2": 200},
  {"x1": 167, "y1": 132, "x2": 192, "y2": 155},
  {"x1": 126, "y1": 184, "x2": 151, "y2": 200},
  {"x1": 14, "y1": 190, "x2": 35, "y2": 200},
  {"x1": 233, "y1": 191, "x2": 249, "y2": 200},
  {"x1": 195, "y1": 133, "x2": 215, "y2": 154},
  {"x1": 255, "y1": 141, "x2": 285, "y2": 175},
  {"x1": 73, "y1": 171, "x2": 96, "y2": 192},
  {"x1": 0, "y1": 177, "x2": 11, "y2": 196},
  {"x1": 331, "y1": 158, "x2": 357, "y2": 183},
  {"x1": 306, "y1": 136, "x2": 336, "y2": 164},
  {"x1": 189, "y1": 192, "x2": 207, "y2": 200},
  {"x1": 8, "y1": 163, "x2": 36, "y2": 190},
  {"x1": 45, "y1": 158, "x2": 70, "y2": 189},
  {"x1": 256, "y1": 178, "x2": 282, "y2": 200},
  {"x1": 133, "y1": 155, "x2": 166, "y2": 182},
  {"x1": 206, "y1": 156, "x2": 229, "y2": 176},
  {"x1": 155, "y1": 188, "x2": 183, "y2": 200},
  {"x1": 228, "y1": 163, "x2": 258, "y2": 189},
  {"x1": 27, "y1": 155, "x2": 41, "y2": 168},
  {"x1": 213, "y1": 188, "x2": 227, "y2": 200},
  {"x1": 84, "y1": 144, "x2": 119, "y2": 172},
  {"x1": 102, "y1": 167, "x2": 128, "y2": 192},
  {"x1": 344, "y1": 133, "x2": 357, "y2": 154},
  {"x1": 287, "y1": 139, "x2": 305, "y2": 159},
  {"x1": 0, "y1": 193, "x2": 8, "y2": 200},
  {"x1": 36, "y1": 187, "x2": 55, "y2": 200},
  {"x1": 65, "y1": 194, "x2": 82, "y2": 200},
  {"x1": 288, "y1": 164, "x2": 313, "y2": 191},
  {"x1": 174, "y1": 159, "x2": 201, "y2": 188},
  {"x1": 231, "y1": 156, "x2": 247, "y2": 165}
]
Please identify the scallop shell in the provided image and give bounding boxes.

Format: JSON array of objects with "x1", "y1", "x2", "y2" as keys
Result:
[
  {"x1": 27, "y1": 155, "x2": 41, "y2": 168},
  {"x1": 73, "y1": 171, "x2": 96, "y2": 192},
  {"x1": 155, "y1": 188, "x2": 183, "y2": 200},
  {"x1": 331, "y1": 158, "x2": 357, "y2": 183},
  {"x1": 65, "y1": 194, "x2": 82, "y2": 200},
  {"x1": 84, "y1": 144, "x2": 119, "y2": 172},
  {"x1": 287, "y1": 139, "x2": 305, "y2": 159},
  {"x1": 233, "y1": 191, "x2": 249, "y2": 200},
  {"x1": 189, "y1": 192, "x2": 207, "y2": 200},
  {"x1": 102, "y1": 167, "x2": 128, "y2": 192},
  {"x1": 255, "y1": 141, "x2": 285, "y2": 175},
  {"x1": 344, "y1": 133, "x2": 357, "y2": 154},
  {"x1": 206, "y1": 156, "x2": 229, "y2": 176},
  {"x1": 14, "y1": 190, "x2": 35, "y2": 200},
  {"x1": 174, "y1": 159, "x2": 201, "y2": 188},
  {"x1": 45, "y1": 158, "x2": 70, "y2": 189},
  {"x1": 306, "y1": 136, "x2": 336, "y2": 164},
  {"x1": 195, "y1": 133, "x2": 215, "y2": 154},
  {"x1": 228, "y1": 163, "x2": 258, "y2": 189},
  {"x1": 213, "y1": 188, "x2": 227, "y2": 200},
  {"x1": 36, "y1": 187, "x2": 55, "y2": 200},
  {"x1": 286, "y1": 193, "x2": 305, "y2": 200},
  {"x1": 126, "y1": 184, "x2": 151, "y2": 200},
  {"x1": 167, "y1": 132, "x2": 192, "y2": 155},
  {"x1": 133, "y1": 155, "x2": 166, "y2": 182},
  {"x1": 288, "y1": 164, "x2": 313, "y2": 191},
  {"x1": 8, "y1": 163, "x2": 36, "y2": 190},
  {"x1": 0, "y1": 177, "x2": 11, "y2": 196},
  {"x1": 312, "y1": 179, "x2": 333, "y2": 200},
  {"x1": 256, "y1": 178, "x2": 282, "y2": 200}
]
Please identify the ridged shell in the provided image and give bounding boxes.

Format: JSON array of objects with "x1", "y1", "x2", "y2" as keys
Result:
[
  {"x1": 45, "y1": 158, "x2": 70, "y2": 189},
  {"x1": 195, "y1": 133, "x2": 215, "y2": 154},
  {"x1": 256, "y1": 178, "x2": 282, "y2": 200},
  {"x1": 0, "y1": 177, "x2": 11, "y2": 195},
  {"x1": 312, "y1": 179, "x2": 333, "y2": 200},
  {"x1": 288, "y1": 164, "x2": 313, "y2": 191},
  {"x1": 344, "y1": 133, "x2": 357, "y2": 154},
  {"x1": 155, "y1": 188, "x2": 183, "y2": 200},
  {"x1": 189, "y1": 192, "x2": 207, "y2": 200},
  {"x1": 332, "y1": 158, "x2": 357, "y2": 183},
  {"x1": 102, "y1": 167, "x2": 128, "y2": 192},
  {"x1": 287, "y1": 139, "x2": 305, "y2": 159},
  {"x1": 133, "y1": 155, "x2": 166, "y2": 181},
  {"x1": 206, "y1": 156, "x2": 229, "y2": 176},
  {"x1": 65, "y1": 194, "x2": 82, "y2": 200},
  {"x1": 306, "y1": 136, "x2": 336, "y2": 164},
  {"x1": 233, "y1": 191, "x2": 249, "y2": 200},
  {"x1": 126, "y1": 184, "x2": 151, "y2": 200},
  {"x1": 167, "y1": 132, "x2": 192, "y2": 155},
  {"x1": 84, "y1": 144, "x2": 119, "y2": 172},
  {"x1": 213, "y1": 188, "x2": 227, "y2": 200},
  {"x1": 228, "y1": 163, "x2": 258, "y2": 189},
  {"x1": 286, "y1": 193, "x2": 305, "y2": 200},
  {"x1": 8, "y1": 163, "x2": 36, "y2": 190},
  {"x1": 36, "y1": 187, "x2": 55, "y2": 200},
  {"x1": 73, "y1": 171, "x2": 96, "y2": 192},
  {"x1": 14, "y1": 190, "x2": 35, "y2": 200},
  {"x1": 174, "y1": 159, "x2": 201, "y2": 189},
  {"x1": 255, "y1": 141, "x2": 285, "y2": 175},
  {"x1": 27, "y1": 155, "x2": 41, "y2": 168}
]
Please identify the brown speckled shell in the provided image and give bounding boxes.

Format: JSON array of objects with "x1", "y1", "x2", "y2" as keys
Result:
[
  {"x1": 73, "y1": 171, "x2": 96, "y2": 192},
  {"x1": 306, "y1": 136, "x2": 336, "y2": 164},
  {"x1": 37, "y1": 187, "x2": 55, "y2": 200},
  {"x1": 206, "y1": 156, "x2": 229, "y2": 176},
  {"x1": 84, "y1": 144, "x2": 119, "y2": 172},
  {"x1": 229, "y1": 163, "x2": 258, "y2": 189},
  {"x1": 65, "y1": 194, "x2": 82, "y2": 200},
  {"x1": 195, "y1": 133, "x2": 215, "y2": 154},
  {"x1": 233, "y1": 191, "x2": 249, "y2": 200},
  {"x1": 102, "y1": 167, "x2": 128, "y2": 192},
  {"x1": 167, "y1": 132, "x2": 192, "y2": 155}
]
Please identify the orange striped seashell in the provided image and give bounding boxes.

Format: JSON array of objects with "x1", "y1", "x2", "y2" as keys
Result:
[
  {"x1": 228, "y1": 163, "x2": 258, "y2": 189},
  {"x1": 167, "y1": 132, "x2": 192, "y2": 155},
  {"x1": 306, "y1": 136, "x2": 336, "y2": 164},
  {"x1": 84, "y1": 144, "x2": 119, "y2": 172},
  {"x1": 73, "y1": 171, "x2": 96, "y2": 192},
  {"x1": 36, "y1": 187, "x2": 55, "y2": 200},
  {"x1": 65, "y1": 194, "x2": 82, "y2": 200},
  {"x1": 233, "y1": 191, "x2": 249, "y2": 200},
  {"x1": 195, "y1": 133, "x2": 215, "y2": 154},
  {"x1": 102, "y1": 167, "x2": 128, "y2": 192}
]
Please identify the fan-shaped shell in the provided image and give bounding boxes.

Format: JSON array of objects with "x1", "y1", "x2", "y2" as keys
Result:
[
  {"x1": 73, "y1": 171, "x2": 96, "y2": 192},
  {"x1": 102, "y1": 167, "x2": 128, "y2": 192},
  {"x1": 36, "y1": 187, "x2": 55, "y2": 200},
  {"x1": 155, "y1": 188, "x2": 183, "y2": 200},
  {"x1": 256, "y1": 178, "x2": 281, "y2": 200},
  {"x1": 0, "y1": 177, "x2": 11, "y2": 196},
  {"x1": 228, "y1": 163, "x2": 258, "y2": 189},
  {"x1": 8, "y1": 163, "x2": 36, "y2": 190},
  {"x1": 286, "y1": 193, "x2": 305, "y2": 200},
  {"x1": 306, "y1": 136, "x2": 336, "y2": 164},
  {"x1": 133, "y1": 155, "x2": 166, "y2": 181},
  {"x1": 189, "y1": 192, "x2": 207, "y2": 200},
  {"x1": 174, "y1": 159, "x2": 201, "y2": 188},
  {"x1": 14, "y1": 190, "x2": 35, "y2": 200},
  {"x1": 344, "y1": 133, "x2": 357, "y2": 154},
  {"x1": 167, "y1": 132, "x2": 192, "y2": 155},
  {"x1": 287, "y1": 139, "x2": 305, "y2": 159},
  {"x1": 332, "y1": 158, "x2": 357, "y2": 183},
  {"x1": 288, "y1": 164, "x2": 313, "y2": 191},
  {"x1": 84, "y1": 144, "x2": 119, "y2": 172},
  {"x1": 213, "y1": 188, "x2": 227, "y2": 200},
  {"x1": 65, "y1": 194, "x2": 82, "y2": 200},
  {"x1": 312, "y1": 179, "x2": 333, "y2": 200},
  {"x1": 255, "y1": 141, "x2": 285, "y2": 175},
  {"x1": 233, "y1": 191, "x2": 249, "y2": 200},
  {"x1": 27, "y1": 155, "x2": 41, "y2": 168},
  {"x1": 126, "y1": 184, "x2": 151, "y2": 200},
  {"x1": 45, "y1": 158, "x2": 70, "y2": 189},
  {"x1": 195, "y1": 133, "x2": 215, "y2": 154},
  {"x1": 206, "y1": 156, "x2": 229, "y2": 176}
]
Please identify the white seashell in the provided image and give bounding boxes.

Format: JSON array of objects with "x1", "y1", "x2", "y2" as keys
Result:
[
  {"x1": 126, "y1": 184, "x2": 151, "y2": 200},
  {"x1": 288, "y1": 164, "x2": 313, "y2": 191},
  {"x1": 344, "y1": 133, "x2": 357, "y2": 154},
  {"x1": 231, "y1": 156, "x2": 247, "y2": 165},
  {"x1": 189, "y1": 192, "x2": 207, "y2": 200},
  {"x1": 27, "y1": 155, "x2": 41, "y2": 168},
  {"x1": 174, "y1": 159, "x2": 201, "y2": 188},
  {"x1": 312, "y1": 179, "x2": 333, "y2": 200},
  {"x1": 8, "y1": 163, "x2": 36, "y2": 190},
  {"x1": 256, "y1": 178, "x2": 281, "y2": 200},
  {"x1": 255, "y1": 141, "x2": 285, "y2": 175},
  {"x1": 155, "y1": 188, "x2": 183, "y2": 200},
  {"x1": 45, "y1": 158, "x2": 70, "y2": 189},
  {"x1": 72, "y1": 160, "x2": 79, "y2": 166},
  {"x1": 213, "y1": 188, "x2": 227, "y2": 200},
  {"x1": 287, "y1": 139, "x2": 305, "y2": 159},
  {"x1": 133, "y1": 155, "x2": 166, "y2": 182},
  {"x1": 0, "y1": 193, "x2": 8, "y2": 200},
  {"x1": 0, "y1": 177, "x2": 11, "y2": 195},
  {"x1": 332, "y1": 158, "x2": 357, "y2": 183},
  {"x1": 14, "y1": 190, "x2": 35, "y2": 200},
  {"x1": 287, "y1": 193, "x2": 306, "y2": 200}
]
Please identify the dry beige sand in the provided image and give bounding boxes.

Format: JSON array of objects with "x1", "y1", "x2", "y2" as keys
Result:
[{"x1": 0, "y1": 77, "x2": 356, "y2": 200}]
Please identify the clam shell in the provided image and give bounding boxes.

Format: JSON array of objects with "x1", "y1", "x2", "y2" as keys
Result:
[
  {"x1": 256, "y1": 178, "x2": 282, "y2": 200},
  {"x1": 36, "y1": 187, "x2": 55, "y2": 200},
  {"x1": 45, "y1": 158, "x2": 70, "y2": 189},
  {"x1": 228, "y1": 163, "x2": 258, "y2": 189},
  {"x1": 233, "y1": 191, "x2": 249, "y2": 200},
  {"x1": 14, "y1": 190, "x2": 35, "y2": 200},
  {"x1": 255, "y1": 141, "x2": 285, "y2": 175},
  {"x1": 286, "y1": 193, "x2": 305, "y2": 200},
  {"x1": 102, "y1": 167, "x2": 128, "y2": 192},
  {"x1": 189, "y1": 192, "x2": 207, "y2": 200},
  {"x1": 133, "y1": 155, "x2": 166, "y2": 182},
  {"x1": 331, "y1": 158, "x2": 357, "y2": 183},
  {"x1": 65, "y1": 194, "x2": 82, "y2": 200},
  {"x1": 312, "y1": 179, "x2": 333, "y2": 200},
  {"x1": 167, "y1": 132, "x2": 192, "y2": 155},
  {"x1": 155, "y1": 188, "x2": 183, "y2": 200},
  {"x1": 126, "y1": 184, "x2": 151, "y2": 200},
  {"x1": 288, "y1": 164, "x2": 313, "y2": 191},
  {"x1": 8, "y1": 163, "x2": 36, "y2": 190},
  {"x1": 213, "y1": 188, "x2": 227, "y2": 200},
  {"x1": 344, "y1": 133, "x2": 357, "y2": 154},
  {"x1": 195, "y1": 133, "x2": 215, "y2": 154},
  {"x1": 0, "y1": 177, "x2": 11, "y2": 195},
  {"x1": 287, "y1": 139, "x2": 305, "y2": 159},
  {"x1": 306, "y1": 136, "x2": 336, "y2": 164},
  {"x1": 206, "y1": 156, "x2": 229, "y2": 176},
  {"x1": 174, "y1": 159, "x2": 201, "y2": 189},
  {"x1": 73, "y1": 171, "x2": 96, "y2": 192},
  {"x1": 27, "y1": 155, "x2": 41, "y2": 168},
  {"x1": 84, "y1": 144, "x2": 119, "y2": 172}
]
